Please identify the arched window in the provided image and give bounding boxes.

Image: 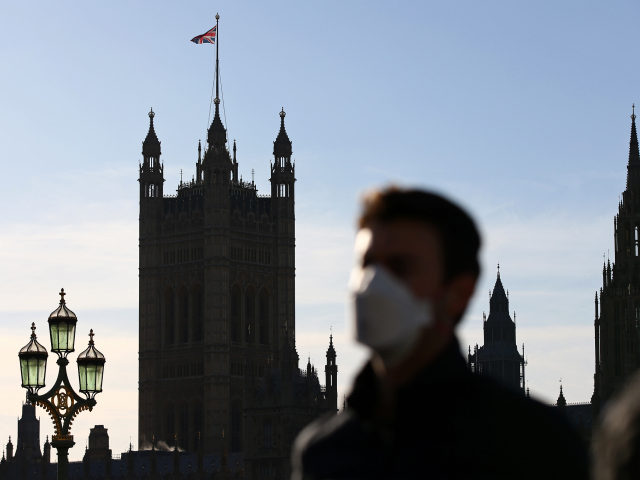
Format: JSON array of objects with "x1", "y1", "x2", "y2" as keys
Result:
[
  {"x1": 179, "y1": 287, "x2": 189, "y2": 343},
  {"x1": 164, "y1": 288, "x2": 175, "y2": 345},
  {"x1": 231, "y1": 286, "x2": 241, "y2": 342},
  {"x1": 245, "y1": 287, "x2": 256, "y2": 343},
  {"x1": 259, "y1": 289, "x2": 270, "y2": 345}
]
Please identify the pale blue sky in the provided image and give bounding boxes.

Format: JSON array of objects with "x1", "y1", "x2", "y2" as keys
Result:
[{"x1": 1, "y1": 1, "x2": 638, "y2": 459}]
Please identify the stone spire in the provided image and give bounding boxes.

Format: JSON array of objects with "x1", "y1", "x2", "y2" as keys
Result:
[
  {"x1": 273, "y1": 108, "x2": 292, "y2": 158},
  {"x1": 627, "y1": 104, "x2": 640, "y2": 189},
  {"x1": 326, "y1": 333, "x2": 336, "y2": 359},
  {"x1": 489, "y1": 266, "x2": 509, "y2": 317},
  {"x1": 556, "y1": 385, "x2": 567, "y2": 408},
  {"x1": 207, "y1": 99, "x2": 227, "y2": 148},
  {"x1": 142, "y1": 108, "x2": 161, "y2": 157}
]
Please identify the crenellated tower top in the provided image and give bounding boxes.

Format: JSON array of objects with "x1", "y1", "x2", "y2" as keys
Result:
[{"x1": 138, "y1": 108, "x2": 164, "y2": 200}]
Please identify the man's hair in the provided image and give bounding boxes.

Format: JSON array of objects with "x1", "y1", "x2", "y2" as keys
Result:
[{"x1": 358, "y1": 187, "x2": 481, "y2": 281}]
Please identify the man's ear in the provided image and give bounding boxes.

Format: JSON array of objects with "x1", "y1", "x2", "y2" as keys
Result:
[{"x1": 445, "y1": 273, "x2": 477, "y2": 320}]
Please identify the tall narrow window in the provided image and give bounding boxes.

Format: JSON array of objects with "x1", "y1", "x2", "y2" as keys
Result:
[
  {"x1": 245, "y1": 287, "x2": 256, "y2": 343},
  {"x1": 179, "y1": 287, "x2": 189, "y2": 343},
  {"x1": 165, "y1": 288, "x2": 175, "y2": 345},
  {"x1": 263, "y1": 419, "x2": 273, "y2": 448},
  {"x1": 259, "y1": 289, "x2": 270, "y2": 345},
  {"x1": 635, "y1": 226, "x2": 639, "y2": 256},
  {"x1": 231, "y1": 401, "x2": 242, "y2": 452},
  {"x1": 231, "y1": 286, "x2": 241, "y2": 342},
  {"x1": 192, "y1": 286, "x2": 204, "y2": 342}
]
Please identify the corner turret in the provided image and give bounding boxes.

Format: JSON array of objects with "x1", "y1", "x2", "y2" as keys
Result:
[
  {"x1": 43, "y1": 436, "x2": 50, "y2": 464},
  {"x1": 6, "y1": 437, "x2": 12, "y2": 462},
  {"x1": 139, "y1": 109, "x2": 164, "y2": 200},
  {"x1": 325, "y1": 334, "x2": 338, "y2": 412},
  {"x1": 270, "y1": 108, "x2": 295, "y2": 203}
]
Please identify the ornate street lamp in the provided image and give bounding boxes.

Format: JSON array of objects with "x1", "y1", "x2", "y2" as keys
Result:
[{"x1": 18, "y1": 289, "x2": 106, "y2": 480}]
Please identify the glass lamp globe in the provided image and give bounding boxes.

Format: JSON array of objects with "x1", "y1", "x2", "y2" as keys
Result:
[
  {"x1": 77, "y1": 330, "x2": 106, "y2": 399},
  {"x1": 19, "y1": 323, "x2": 48, "y2": 394},
  {"x1": 48, "y1": 288, "x2": 78, "y2": 357}
]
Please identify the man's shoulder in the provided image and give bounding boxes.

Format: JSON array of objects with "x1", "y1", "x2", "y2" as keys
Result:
[
  {"x1": 291, "y1": 410, "x2": 374, "y2": 480},
  {"x1": 458, "y1": 373, "x2": 588, "y2": 473},
  {"x1": 291, "y1": 373, "x2": 588, "y2": 480},
  {"x1": 294, "y1": 410, "x2": 356, "y2": 451},
  {"x1": 293, "y1": 410, "x2": 362, "y2": 460}
]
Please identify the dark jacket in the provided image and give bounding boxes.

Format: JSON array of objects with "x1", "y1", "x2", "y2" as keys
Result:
[{"x1": 292, "y1": 338, "x2": 589, "y2": 479}]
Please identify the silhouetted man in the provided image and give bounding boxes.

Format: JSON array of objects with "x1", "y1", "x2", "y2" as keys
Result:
[{"x1": 291, "y1": 187, "x2": 588, "y2": 479}]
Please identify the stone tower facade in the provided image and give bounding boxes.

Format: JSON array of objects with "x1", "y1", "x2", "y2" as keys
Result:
[
  {"x1": 468, "y1": 268, "x2": 526, "y2": 392},
  {"x1": 138, "y1": 34, "x2": 337, "y2": 479},
  {"x1": 593, "y1": 108, "x2": 640, "y2": 412}
]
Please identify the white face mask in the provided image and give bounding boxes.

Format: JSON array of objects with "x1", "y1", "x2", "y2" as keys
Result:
[{"x1": 349, "y1": 264, "x2": 434, "y2": 365}]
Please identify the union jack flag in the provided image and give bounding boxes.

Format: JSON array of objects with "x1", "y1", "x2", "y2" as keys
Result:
[{"x1": 191, "y1": 25, "x2": 217, "y2": 44}]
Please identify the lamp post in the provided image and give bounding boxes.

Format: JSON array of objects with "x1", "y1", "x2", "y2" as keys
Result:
[{"x1": 18, "y1": 289, "x2": 106, "y2": 480}]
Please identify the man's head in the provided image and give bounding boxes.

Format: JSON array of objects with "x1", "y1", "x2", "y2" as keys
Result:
[
  {"x1": 358, "y1": 187, "x2": 481, "y2": 285},
  {"x1": 352, "y1": 187, "x2": 481, "y2": 375}
]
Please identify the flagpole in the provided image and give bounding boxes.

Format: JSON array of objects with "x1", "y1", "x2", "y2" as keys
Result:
[{"x1": 215, "y1": 13, "x2": 220, "y2": 104}]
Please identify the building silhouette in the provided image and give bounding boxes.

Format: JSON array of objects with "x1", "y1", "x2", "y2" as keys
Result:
[
  {"x1": 137, "y1": 32, "x2": 337, "y2": 479},
  {"x1": 468, "y1": 268, "x2": 526, "y2": 392},
  {"x1": 0, "y1": 416, "x2": 246, "y2": 479},
  {"x1": 593, "y1": 107, "x2": 640, "y2": 413},
  {"x1": 554, "y1": 385, "x2": 592, "y2": 440},
  {"x1": 14, "y1": 404, "x2": 41, "y2": 463}
]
